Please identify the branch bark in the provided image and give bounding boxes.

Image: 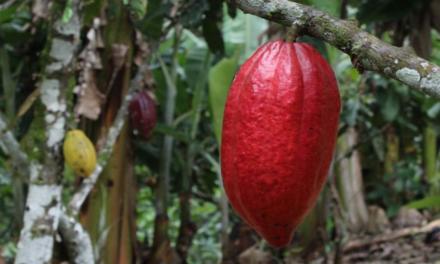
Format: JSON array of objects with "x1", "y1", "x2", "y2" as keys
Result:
[
  {"x1": 0, "y1": 115, "x2": 30, "y2": 178},
  {"x1": 15, "y1": 1, "x2": 81, "y2": 263},
  {"x1": 66, "y1": 36, "x2": 155, "y2": 264},
  {"x1": 68, "y1": 61, "x2": 150, "y2": 217},
  {"x1": 58, "y1": 210, "x2": 94, "y2": 264},
  {"x1": 235, "y1": 0, "x2": 440, "y2": 98}
]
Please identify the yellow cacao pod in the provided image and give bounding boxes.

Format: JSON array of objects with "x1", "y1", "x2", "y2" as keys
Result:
[{"x1": 63, "y1": 129, "x2": 97, "y2": 177}]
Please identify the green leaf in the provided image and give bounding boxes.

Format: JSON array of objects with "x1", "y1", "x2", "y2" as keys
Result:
[
  {"x1": 202, "y1": 0, "x2": 225, "y2": 56},
  {"x1": 372, "y1": 134, "x2": 385, "y2": 161},
  {"x1": 208, "y1": 55, "x2": 239, "y2": 144},
  {"x1": 0, "y1": 2, "x2": 19, "y2": 24},
  {"x1": 185, "y1": 43, "x2": 208, "y2": 89},
  {"x1": 61, "y1": 0, "x2": 73, "y2": 23},
  {"x1": 342, "y1": 98, "x2": 359, "y2": 126},
  {"x1": 136, "y1": 1, "x2": 171, "y2": 39},
  {"x1": 308, "y1": 0, "x2": 341, "y2": 17},
  {"x1": 298, "y1": 36, "x2": 329, "y2": 59},
  {"x1": 380, "y1": 90, "x2": 400, "y2": 122},
  {"x1": 427, "y1": 102, "x2": 440, "y2": 118},
  {"x1": 154, "y1": 124, "x2": 189, "y2": 142},
  {"x1": 128, "y1": 0, "x2": 148, "y2": 19},
  {"x1": 356, "y1": 0, "x2": 427, "y2": 23},
  {"x1": 222, "y1": 9, "x2": 268, "y2": 60},
  {"x1": 405, "y1": 196, "x2": 440, "y2": 209},
  {"x1": 180, "y1": 0, "x2": 209, "y2": 29}
]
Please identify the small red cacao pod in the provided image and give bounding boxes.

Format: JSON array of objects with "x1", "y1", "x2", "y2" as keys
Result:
[
  {"x1": 129, "y1": 90, "x2": 157, "y2": 139},
  {"x1": 221, "y1": 40, "x2": 341, "y2": 248}
]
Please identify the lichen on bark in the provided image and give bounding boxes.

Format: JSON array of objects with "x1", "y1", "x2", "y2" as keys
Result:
[{"x1": 14, "y1": 1, "x2": 82, "y2": 263}]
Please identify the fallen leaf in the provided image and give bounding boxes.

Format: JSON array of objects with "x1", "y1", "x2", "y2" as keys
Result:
[
  {"x1": 393, "y1": 208, "x2": 425, "y2": 228},
  {"x1": 239, "y1": 245, "x2": 272, "y2": 264}
]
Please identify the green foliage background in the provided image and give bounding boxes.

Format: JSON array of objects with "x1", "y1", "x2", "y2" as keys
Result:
[{"x1": 1, "y1": 0, "x2": 440, "y2": 262}]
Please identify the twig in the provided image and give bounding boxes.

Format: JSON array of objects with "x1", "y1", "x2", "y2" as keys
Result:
[
  {"x1": 201, "y1": 151, "x2": 229, "y2": 253},
  {"x1": 58, "y1": 209, "x2": 94, "y2": 264},
  {"x1": 327, "y1": 160, "x2": 348, "y2": 264},
  {"x1": 235, "y1": 0, "x2": 440, "y2": 98},
  {"x1": 0, "y1": 0, "x2": 17, "y2": 11},
  {"x1": 192, "y1": 191, "x2": 219, "y2": 206},
  {"x1": 68, "y1": 61, "x2": 150, "y2": 216},
  {"x1": 0, "y1": 114, "x2": 29, "y2": 227},
  {"x1": 343, "y1": 219, "x2": 440, "y2": 252},
  {"x1": 0, "y1": 115, "x2": 30, "y2": 178}
]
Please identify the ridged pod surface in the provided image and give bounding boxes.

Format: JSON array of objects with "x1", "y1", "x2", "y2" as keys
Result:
[
  {"x1": 221, "y1": 40, "x2": 341, "y2": 247},
  {"x1": 129, "y1": 90, "x2": 157, "y2": 139},
  {"x1": 63, "y1": 129, "x2": 97, "y2": 177}
]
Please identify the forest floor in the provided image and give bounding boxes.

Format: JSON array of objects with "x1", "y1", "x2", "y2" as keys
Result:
[
  {"x1": 226, "y1": 208, "x2": 440, "y2": 264},
  {"x1": 340, "y1": 221, "x2": 440, "y2": 263},
  {"x1": 290, "y1": 208, "x2": 440, "y2": 264}
]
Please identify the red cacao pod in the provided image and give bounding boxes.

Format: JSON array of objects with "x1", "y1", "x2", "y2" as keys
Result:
[
  {"x1": 221, "y1": 40, "x2": 341, "y2": 248},
  {"x1": 129, "y1": 90, "x2": 157, "y2": 139}
]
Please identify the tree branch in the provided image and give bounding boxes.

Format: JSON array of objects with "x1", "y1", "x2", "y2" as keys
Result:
[
  {"x1": 235, "y1": 0, "x2": 440, "y2": 98},
  {"x1": 0, "y1": 114, "x2": 31, "y2": 227},
  {"x1": 64, "y1": 36, "x2": 155, "y2": 264},
  {"x1": 58, "y1": 209, "x2": 94, "y2": 264},
  {"x1": 15, "y1": 1, "x2": 81, "y2": 263},
  {"x1": 0, "y1": 115, "x2": 30, "y2": 178},
  {"x1": 68, "y1": 61, "x2": 150, "y2": 217},
  {"x1": 0, "y1": 0, "x2": 17, "y2": 11}
]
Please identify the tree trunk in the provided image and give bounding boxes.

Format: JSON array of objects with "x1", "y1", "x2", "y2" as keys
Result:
[
  {"x1": 385, "y1": 126, "x2": 399, "y2": 175},
  {"x1": 79, "y1": 1, "x2": 137, "y2": 263},
  {"x1": 424, "y1": 122, "x2": 440, "y2": 195},
  {"x1": 15, "y1": 1, "x2": 81, "y2": 262},
  {"x1": 336, "y1": 127, "x2": 369, "y2": 233}
]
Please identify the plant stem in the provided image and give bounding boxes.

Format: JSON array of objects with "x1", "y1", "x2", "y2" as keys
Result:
[
  {"x1": 151, "y1": 25, "x2": 182, "y2": 261},
  {"x1": 176, "y1": 51, "x2": 211, "y2": 261}
]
